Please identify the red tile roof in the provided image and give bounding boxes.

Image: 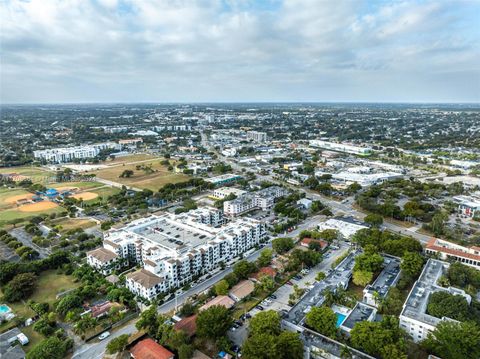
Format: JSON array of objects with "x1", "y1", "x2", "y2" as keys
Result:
[
  {"x1": 174, "y1": 315, "x2": 197, "y2": 337},
  {"x1": 300, "y1": 238, "x2": 328, "y2": 249},
  {"x1": 130, "y1": 338, "x2": 174, "y2": 359},
  {"x1": 426, "y1": 238, "x2": 480, "y2": 262},
  {"x1": 250, "y1": 266, "x2": 277, "y2": 281}
]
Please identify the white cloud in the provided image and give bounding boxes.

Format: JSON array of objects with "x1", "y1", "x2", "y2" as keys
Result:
[{"x1": 0, "y1": 0, "x2": 478, "y2": 103}]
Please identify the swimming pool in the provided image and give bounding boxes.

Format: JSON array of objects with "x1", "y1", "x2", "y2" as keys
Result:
[
  {"x1": 335, "y1": 312, "x2": 346, "y2": 327},
  {"x1": 0, "y1": 304, "x2": 11, "y2": 313}
]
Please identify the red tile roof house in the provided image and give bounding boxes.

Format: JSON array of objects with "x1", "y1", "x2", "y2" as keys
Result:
[
  {"x1": 249, "y1": 267, "x2": 278, "y2": 282},
  {"x1": 130, "y1": 338, "x2": 174, "y2": 359},
  {"x1": 300, "y1": 238, "x2": 329, "y2": 251},
  {"x1": 90, "y1": 301, "x2": 113, "y2": 318},
  {"x1": 174, "y1": 314, "x2": 197, "y2": 337}
]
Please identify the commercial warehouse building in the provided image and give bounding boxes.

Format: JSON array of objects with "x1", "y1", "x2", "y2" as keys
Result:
[{"x1": 309, "y1": 140, "x2": 372, "y2": 156}]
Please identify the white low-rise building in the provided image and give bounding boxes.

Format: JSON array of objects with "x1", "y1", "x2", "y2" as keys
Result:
[
  {"x1": 87, "y1": 208, "x2": 266, "y2": 300},
  {"x1": 453, "y1": 195, "x2": 480, "y2": 218},
  {"x1": 33, "y1": 142, "x2": 120, "y2": 163},
  {"x1": 399, "y1": 259, "x2": 471, "y2": 343},
  {"x1": 317, "y1": 217, "x2": 368, "y2": 240},
  {"x1": 212, "y1": 187, "x2": 247, "y2": 199},
  {"x1": 316, "y1": 170, "x2": 403, "y2": 187},
  {"x1": 310, "y1": 140, "x2": 372, "y2": 156},
  {"x1": 224, "y1": 186, "x2": 289, "y2": 216}
]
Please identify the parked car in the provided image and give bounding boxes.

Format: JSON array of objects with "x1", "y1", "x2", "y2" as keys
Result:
[
  {"x1": 98, "y1": 331, "x2": 110, "y2": 340},
  {"x1": 256, "y1": 305, "x2": 264, "y2": 310},
  {"x1": 269, "y1": 295, "x2": 277, "y2": 300},
  {"x1": 286, "y1": 281, "x2": 293, "y2": 285}
]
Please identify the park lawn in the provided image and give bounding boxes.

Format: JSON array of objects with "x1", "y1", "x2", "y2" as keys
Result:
[
  {"x1": 31, "y1": 270, "x2": 80, "y2": 305},
  {"x1": 0, "y1": 166, "x2": 53, "y2": 183},
  {"x1": 51, "y1": 218, "x2": 97, "y2": 232},
  {"x1": 89, "y1": 186, "x2": 121, "y2": 200},
  {"x1": 21, "y1": 325, "x2": 44, "y2": 353},
  {"x1": 0, "y1": 270, "x2": 81, "y2": 322},
  {"x1": 0, "y1": 206, "x2": 63, "y2": 229},
  {"x1": 49, "y1": 181, "x2": 104, "y2": 190},
  {"x1": 88, "y1": 161, "x2": 188, "y2": 191},
  {"x1": 103, "y1": 153, "x2": 159, "y2": 165}
]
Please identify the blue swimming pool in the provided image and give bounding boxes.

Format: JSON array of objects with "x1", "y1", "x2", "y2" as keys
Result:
[
  {"x1": 0, "y1": 304, "x2": 11, "y2": 313},
  {"x1": 335, "y1": 312, "x2": 346, "y2": 327}
]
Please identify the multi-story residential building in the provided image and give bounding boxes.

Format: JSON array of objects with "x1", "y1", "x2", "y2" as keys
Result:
[
  {"x1": 224, "y1": 186, "x2": 289, "y2": 216},
  {"x1": 212, "y1": 187, "x2": 247, "y2": 199},
  {"x1": 33, "y1": 142, "x2": 120, "y2": 163},
  {"x1": 310, "y1": 140, "x2": 372, "y2": 156},
  {"x1": 453, "y1": 195, "x2": 480, "y2": 218},
  {"x1": 425, "y1": 237, "x2": 480, "y2": 270},
  {"x1": 399, "y1": 259, "x2": 471, "y2": 343},
  {"x1": 247, "y1": 131, "x2": 267, "y2": 142},
  {"x1": 87, "y1": 208, "x2": 266, "y2": 300},
  {"x1": 86, "y1": 247, "x2": 120, "y2": 275}
]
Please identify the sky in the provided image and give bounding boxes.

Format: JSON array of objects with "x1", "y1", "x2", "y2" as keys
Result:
[{"x1": 0, "y1": 0, "x2": 479, "y2": 104}]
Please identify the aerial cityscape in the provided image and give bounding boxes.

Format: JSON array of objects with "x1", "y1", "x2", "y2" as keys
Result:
[{"x1": 1, "y1": 1, "x2": 479, "y2": 359}]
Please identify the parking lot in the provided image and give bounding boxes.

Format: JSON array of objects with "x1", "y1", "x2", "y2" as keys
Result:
[{"x1": 228, "y1": 241, "x2": 350, "y2": 347}]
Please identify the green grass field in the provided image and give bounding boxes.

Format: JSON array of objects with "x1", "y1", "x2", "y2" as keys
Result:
[
  {"x1": 49, "y1": 181, "x2": 104, "y2": 190},
  {"x1": 51, "y1": 218, "x2": 97, "y2": 232},
  {"x1": 104, "y1": 153, "x2": 158, "y2": 165},
  {"x1": 89, "y1": 186, "x2": 121, "y2": 200},
  {"x1": 0, "y1": 270, "x2": 80, "y2": 351},
  {"x1": 87, "y1": 160, "x2": 188, "y2": 191},
  {"x1": 0, "y1": 166, "x2": 53, "y2": 183}
]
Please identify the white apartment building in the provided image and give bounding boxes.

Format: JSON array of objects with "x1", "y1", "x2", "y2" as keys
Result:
[
  {"x1": 247, "y1": 131, "x2": 267, "y2": 142},
  {"x1": 310, "y1": 140, "x2": 372, "y2": 156},
  {"x1": 33, "y1": 142, "x2": 120, "y2": 163},
  {"x1": 212, "y1": 187, "x2": 247, "y2": 199},
  {"x1": 453, "y1": 195, "x2": 480, "y2": 218},
  {"x1": 399, "y1": 259, "x2": 471, "y2": 343},
  {"x1": 86, "y1": 247, "x2": 120, "y2": 275},
  {"x1": 224, "y1": 186, "x2": 289, "y2": 216},
  {"x1": 87, "y1": 208, "x2": 266, "y2": 300}
]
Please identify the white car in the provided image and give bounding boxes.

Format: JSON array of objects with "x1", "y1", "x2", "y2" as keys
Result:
[{"x1": 98, "y1": 331, "x2": 111, "y2": 340}]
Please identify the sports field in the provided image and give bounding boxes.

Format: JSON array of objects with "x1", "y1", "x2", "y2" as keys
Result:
[
  {"x1": 87, "y1": 157, "x2": 188, "y2": 191},
  {"x1": 0, "y1": 166, "x2": 54, "y2": 183}
]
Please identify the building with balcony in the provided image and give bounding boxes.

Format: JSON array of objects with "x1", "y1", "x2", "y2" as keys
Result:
[
  {"x1": 87, "y1": 208, "x2": 266, "y2": 300},
  {"x1": 224, "y1": 186, "x2": 289, "y2": 216},
  {"x1": 33, "y1": 142, "x2": 120, "y2": 163}
]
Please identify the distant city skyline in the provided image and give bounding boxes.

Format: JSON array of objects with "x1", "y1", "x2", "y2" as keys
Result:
[{"x1": 1, "y1": 0, "x2": 479, "y2": 104}]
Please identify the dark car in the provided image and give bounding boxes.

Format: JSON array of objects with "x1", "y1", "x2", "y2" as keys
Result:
[
  {"x1": 269, "y1": 295, "x2": 277, "y2": 300},
  {"x1": 231, "y1": 345, "x2": 240, "y2": 353},
  {"x1": 256, "y1": 305, "x2": 264, "y2": 310}
]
